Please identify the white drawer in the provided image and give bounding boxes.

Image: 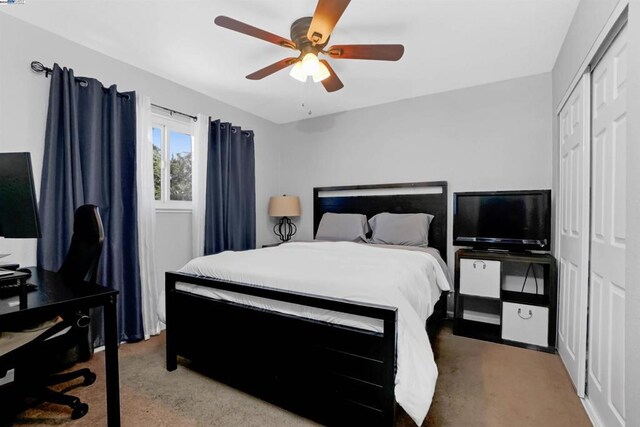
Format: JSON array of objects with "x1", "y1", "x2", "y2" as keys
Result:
[
  {"x1": 459, "y1": 259, "x2": 501, "y2": 298},
  {"x1": 501, "y1": 302, "x2": 548, "y2": 347}
]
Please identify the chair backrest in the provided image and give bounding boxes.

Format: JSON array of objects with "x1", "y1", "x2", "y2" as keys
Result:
[{"x1": 58, "y1": 205, "x2": 105, "y2": 284}]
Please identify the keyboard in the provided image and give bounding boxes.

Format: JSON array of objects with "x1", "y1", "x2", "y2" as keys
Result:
[{"x1": 0, "y1": 282, "x2": 37, "y2": 299}]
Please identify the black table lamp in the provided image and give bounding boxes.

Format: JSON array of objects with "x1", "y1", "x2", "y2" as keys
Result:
[{"x1": 268, "y1": 195, "x2": 300, "y2": 242}]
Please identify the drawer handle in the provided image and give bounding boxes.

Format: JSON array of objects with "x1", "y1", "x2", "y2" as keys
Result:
[
  {"x1": 473, "y1": 260, "x2": 487, "y2": 270},
  {"x1": 517, "y1": 308, "x2": 533, "y2": 320}
]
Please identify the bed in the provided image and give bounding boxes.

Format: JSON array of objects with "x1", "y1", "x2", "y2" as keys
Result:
[{"x1": 164, "y1": 181, "x2": 450, "y2": 426}]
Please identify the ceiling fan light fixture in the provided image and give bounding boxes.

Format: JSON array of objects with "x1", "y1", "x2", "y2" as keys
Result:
[
  {"x1": 289, "y1": 61, "x2": 307, "y2": 82},
  {"x1": 215, "y1": 0, "x2": 404, "y2": 92},
  {"x1": 301, "y1": 52, "x2": 320, "y2": 75},
  {"x1": 312, "y1": 61, "x2": 331, "y2": 82}
]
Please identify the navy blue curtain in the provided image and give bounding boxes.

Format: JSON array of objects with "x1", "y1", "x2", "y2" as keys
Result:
[
  {"x1": 204, "y1": 119, "x2": 256, "y2": 255},
  {"x1": 37, "y1": 64, "x2": 143, "y2": 345}
]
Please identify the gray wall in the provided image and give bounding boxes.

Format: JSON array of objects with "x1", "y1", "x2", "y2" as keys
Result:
[
  {"x1": 0, "y1": 12, "x2": 282, "y2": 280},
  {"x1": 626, "y1": 2, "x2": 640, "y2": 425},
  {"x1": 280, "y1": 73, "x2": 553, "y2": 264},
  {"x1": 552, "y1": 0, "x2": 622, "y2": 108}
]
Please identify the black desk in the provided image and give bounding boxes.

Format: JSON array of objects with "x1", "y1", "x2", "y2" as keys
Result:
[{"x1": 0, "y1": 267, "x2": 120, "y2": 426}]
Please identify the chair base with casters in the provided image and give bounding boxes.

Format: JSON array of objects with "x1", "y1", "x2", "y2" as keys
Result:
[
  {"x1": 0, "y1": 316, "x2": 97, "y2": 421},
  {"x1": 0, "y1": 368, "x2": 95, "y2": 422},
  {"x1": 23, "y1": 321, "x2": 97, "y2": 419},
  {"x1": 28, "y1": 367, "x2": 96, "y2": 419}
]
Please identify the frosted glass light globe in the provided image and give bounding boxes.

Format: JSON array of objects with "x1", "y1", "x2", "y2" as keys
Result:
[
  {"x1": 301, "y1": 53, "x2": 320, "y2": 75},
  {"x1": 312, "y1": 61, "x2": 331, "y2": 82},
  {"x1": 289, "y1": 61, "x2": 307, "y2": 82}
]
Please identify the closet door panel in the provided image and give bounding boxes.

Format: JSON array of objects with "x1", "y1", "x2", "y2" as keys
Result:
[
  {"x1": 557, "y1": 72, "x2": 590, "y2": 397},
  {"x1": 588, "y1": 25, "x2": 627, "y2": 427}
]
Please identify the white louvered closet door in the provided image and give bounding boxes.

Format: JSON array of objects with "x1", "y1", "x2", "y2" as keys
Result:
[
  {"x1": 557, "y1": 72, "x2": 590, "y2": 397},
  {"x1": 588, "y1": 24, "x2": 627, "y2": 427}
]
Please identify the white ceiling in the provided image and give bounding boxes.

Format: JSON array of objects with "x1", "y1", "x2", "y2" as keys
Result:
[{"x1": 3, "y1": 0, "x2": 579, "y2": 124}]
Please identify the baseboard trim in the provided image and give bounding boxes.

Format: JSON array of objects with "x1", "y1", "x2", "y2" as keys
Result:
[{"x1": 581, "y1": 396, "x2": 603, "y2": 427}]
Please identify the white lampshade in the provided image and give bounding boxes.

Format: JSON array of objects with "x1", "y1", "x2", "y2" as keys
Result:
[
  {"x1": 312, "y1": 61, "x2": 331, "y2": 82},
  {"x1": 269, "y1": 195, "x2": 301, "y2": 217},
  {"x1": 289, "y1": 61, "x2": 307, "y2": 82},
  {"x1": 301, "y1": 52, "x2": 320, "y2": 75}
]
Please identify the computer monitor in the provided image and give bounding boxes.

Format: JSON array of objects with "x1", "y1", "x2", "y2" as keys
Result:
[{"x1": 0, "y1": 152, "x2": 41, "y2": 238}]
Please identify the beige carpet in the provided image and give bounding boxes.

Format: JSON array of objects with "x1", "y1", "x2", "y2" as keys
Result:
[{"x1": 12, "y1": 323, "x2": 591, "y2": 426}]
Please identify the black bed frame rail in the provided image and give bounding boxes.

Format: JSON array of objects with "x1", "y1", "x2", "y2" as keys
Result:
[{"x1": 165, "y1": 271, "x2": 399, "y2": 426}]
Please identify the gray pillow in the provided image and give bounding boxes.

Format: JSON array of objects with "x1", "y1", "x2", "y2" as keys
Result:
[
  {"x1": 368, "y1": 213, "x2": 434, "y2": 247},
  {"x1": 315, "y1": 213, "x2": 370, "y2": 243}
]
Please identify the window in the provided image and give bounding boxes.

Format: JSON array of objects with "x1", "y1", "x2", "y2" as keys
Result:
[{"x1": 152, "y1": 115, "x2": 194, "y2": 209}]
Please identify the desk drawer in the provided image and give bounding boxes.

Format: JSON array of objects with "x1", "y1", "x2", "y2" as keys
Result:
[
  {"x1": 501, "y1": 302, "x2": 548, "y2": 347},
  {"x1": 460, "y1": 259, "x2": 500, "y2": 298}
]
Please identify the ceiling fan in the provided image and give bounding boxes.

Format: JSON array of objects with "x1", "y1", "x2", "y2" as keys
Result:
[{"x1": 214, "y1": 0, "x2": 405, "y2": 93}]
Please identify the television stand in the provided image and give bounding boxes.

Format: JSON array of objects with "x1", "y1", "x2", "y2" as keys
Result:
[
  {"x1": 453, "y1": 249, "x2": 558, "y2": 353},
  {"x1": 470, "y1": 248, "x2": 539, "y2": 255},
  {"x1": 471, "y1": 248, "x2": 510, "y2": 253}
]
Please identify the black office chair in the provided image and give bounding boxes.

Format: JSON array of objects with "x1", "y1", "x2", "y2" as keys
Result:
[
  {"x1": 0, "y1": 204, "x2": 104, "y2": 420},
  {"x1": 59, "y1": 204, "x2": 104, "y2": 284}
]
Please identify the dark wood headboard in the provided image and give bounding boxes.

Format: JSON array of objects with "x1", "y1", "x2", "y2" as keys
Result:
[{"x1": 313, "y1": 181, "x2": 449, "y2": 263}]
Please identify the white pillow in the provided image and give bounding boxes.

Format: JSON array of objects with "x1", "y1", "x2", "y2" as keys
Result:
[
  {"x1": 368, "y1": 212, "x2": 434, "y2": 247},
  {"x1": 315, "y1": 213, "x2": 370, "y2": 243}
]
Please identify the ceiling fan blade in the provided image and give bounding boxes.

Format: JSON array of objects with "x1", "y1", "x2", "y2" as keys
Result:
[
  {"x1": 246, "y1": 58, "x2": 298, "y2": 80},
  {"x1": 215, "y1": 16, "x2": 296, "y2": 49},
  {"x1": 326, "y1": 44, "x2": 405, "y2": 61},
  {"x1": 319, "y1": 60, "x2": 344, "y2": 92},
  {"x1": 307, "y1": 0, "x2": 351, "y2": 46}
]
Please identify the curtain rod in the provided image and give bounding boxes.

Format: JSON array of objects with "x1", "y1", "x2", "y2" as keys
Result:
[
  {"x1": 31, "y1": 61, "x2": 131, "y2": 100},
  {"x1": 151, "y1": 103, "x2": 197, "y2": 122},
  {"x1": 31, "y1": 61, "x2": 198, "y2": 122}
]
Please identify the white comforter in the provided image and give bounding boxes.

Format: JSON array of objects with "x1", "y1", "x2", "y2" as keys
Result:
[{"x1": 176, "y1": 241, "x2": 450, "y2": 425}]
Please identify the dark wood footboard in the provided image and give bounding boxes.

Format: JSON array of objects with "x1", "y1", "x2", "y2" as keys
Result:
[{"x1": 165, "y1": 271, "x2": 399, "y2": 426}]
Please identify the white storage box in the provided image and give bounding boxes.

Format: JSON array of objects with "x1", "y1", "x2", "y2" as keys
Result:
[
  {"x1": 501, "y1": 302, "x2": 548, "y2": 347},
  {"x1": 460, "y1": 259, "x2": 501, "y2": 298}
]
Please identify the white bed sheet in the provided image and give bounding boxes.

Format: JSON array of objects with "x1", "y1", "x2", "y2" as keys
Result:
[
  {"x1": 171, "y1": 241, "x2": 450, "y2": 425},
  {"x1": 175, "y1": 267, "x2": 442, "y2": 333}
]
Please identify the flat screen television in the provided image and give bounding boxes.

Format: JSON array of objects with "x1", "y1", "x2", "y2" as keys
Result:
[
  {"x1": 0, "y1": 152, "x2": 41, "y2": 238},
  {"x1": 453, "y1": 190, "x2": 551, "y2": 251}
]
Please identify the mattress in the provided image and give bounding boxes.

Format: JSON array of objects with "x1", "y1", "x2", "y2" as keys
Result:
[
  {"x1": 160, "y1": 243, "x2": 450, "y2": 331},
  {"x1": 168, "y1": 241, "x2": 451, "y2": 425},
  {"x1": 174, "y1": 255, "x2": 444, "y2": 333}
]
